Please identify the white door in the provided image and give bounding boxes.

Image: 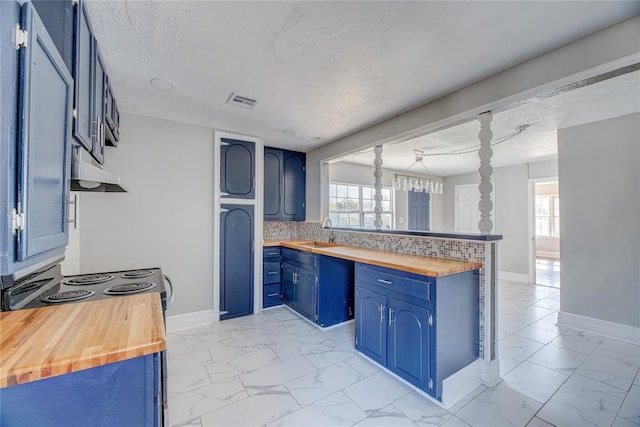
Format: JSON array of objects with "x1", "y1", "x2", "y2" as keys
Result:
[{"x1": 455, "y1": 183, "x2": 495, "y2": 233}]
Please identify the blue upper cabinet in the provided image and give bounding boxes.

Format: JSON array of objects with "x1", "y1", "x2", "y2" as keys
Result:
[
  {"x1": 71, "y1": 0, "x2": 93, "y2": 152},
  {"x1": 264, "y1": 147, "x2": 305, "y2": 221},
  {"x1": 91, "y1": 46, "x2": 106, "y2": 164},
  {"x1": 0, "y1": 1, "x2": 72, "y2": 274},
  {"x1": 220, "y1": 138, "x2": 255, "y2": 199},
  {"x1": 264, "y1": 148, "x2": 282, "y2": 217}
]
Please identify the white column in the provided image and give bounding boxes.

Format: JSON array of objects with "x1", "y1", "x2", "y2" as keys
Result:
[
  {"x1": 373, "y1": 145, "x2": 383, "y2": 230},
  {"x1": 478, "y1": 112, "x2": 494, "y2": 234}
]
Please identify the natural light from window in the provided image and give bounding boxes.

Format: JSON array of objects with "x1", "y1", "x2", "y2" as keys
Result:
[{"x1": 329, "y1": 183, "x2": 393, "y2": 229}]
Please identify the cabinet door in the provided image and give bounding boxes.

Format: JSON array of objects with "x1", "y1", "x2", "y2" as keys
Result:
[
  {"x1": 355, "y1": 286, "x2": 387, "y2": 366},
  {"x1": 282, "y1": 263, "x2": 297, "y2": 307},
  {"x1": 16, "y1": 2, "x2": 73, "y2": 261},
  {"x1": 282, "y1": 151, "x2": 305, "y2": 220},
  {"x1": 388, "y1": 298, "x2": 431, "y2": 391},
  {"x1": 296, "y1": 268, "x2": 317, "y2": 322},
  {"x1": 91, "y1": 46, "x2": 105, "y2": 164},
  {"x1": 263, "y1": 148, "x2": 282, "y2": 219},
  {"x1": 220, "y1": 138, "x2": 255, "y2": 199},
  {"x1": 220, "y1": 204, "x2": 254, "y2": 320},
  {"x1": 71, "y1": 0, "x2": 93, "y2": 151}
]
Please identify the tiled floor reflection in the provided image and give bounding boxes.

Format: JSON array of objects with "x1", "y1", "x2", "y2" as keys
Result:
[
  {"x1": 168, "y1": 279, "x2": 639, "y2": 427},
  {"x1": 535, "y1": 258, "x2": 560, "y2": 288}
]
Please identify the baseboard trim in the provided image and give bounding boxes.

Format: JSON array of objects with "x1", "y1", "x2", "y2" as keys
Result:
[
  {"x1": 442, "y1": 359, "x2": 482, "y2": 408},
  {"x1": 499, "y1": 271, "x2": 529, "y2": 283},
  {"x1": 166, "y1": 309, "x2": 215, "y2": 333},
  {"x1": 558, "y1": 311, "x2": 640, "y2": 345}
]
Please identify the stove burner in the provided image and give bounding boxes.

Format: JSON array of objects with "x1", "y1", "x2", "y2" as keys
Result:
[
  {"x1": 64, "y1": 274, "x2": 114, "y2": 286},
  {"x1": 121, "y1": 270, "x2": 154, "y2": 279},
  {"x1": 104, "y1": 282, "x2": 157, "y2": 295},
  {"x1": 42, "y1": 290, "x2": 96, "y2": 303}
]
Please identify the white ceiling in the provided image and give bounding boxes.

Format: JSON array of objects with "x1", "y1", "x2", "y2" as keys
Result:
[
  {"x1": 336, "y1": 70, "x2": 640, "y2": 177},
  {"x1": 85, "y1": 1, "x2": 639, "y2": 152}
]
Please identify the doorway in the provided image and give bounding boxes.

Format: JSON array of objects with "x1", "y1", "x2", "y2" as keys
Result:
[{"x1": 531, "y1": 181, "x2": 560, "y2": 288}]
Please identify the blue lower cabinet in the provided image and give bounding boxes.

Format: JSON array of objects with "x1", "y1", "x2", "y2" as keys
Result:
[
  {"x1": 263, "y1": 247, "x2": 282, "y2": 308},
  {"x1": 263, "y1": 283, "x2": 281, "y2": 308},
  {"x1": 355, "y1": 287, "x2": 387, "y2": 366},
  {"x1": 388, "y1": 298, "x2": 431, "y2": 389},
  {"x1": 281, "y1": 248, "x2": 354, "y2": 327},
  {"x1": 0, "y1": 354, "x2": 161, "y2": 426},
  {"x1": 355, "y1": 262, "x2": 478, "y2": 401}
]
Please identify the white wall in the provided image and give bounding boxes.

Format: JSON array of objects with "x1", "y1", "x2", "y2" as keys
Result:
[
  {"x1": 558, "y1": 113, "x2": 640, "y2": 328},
  {"x1": 72, "y1": 113, "x2": 215, "y2": 316},
  {"x1": 305, "y1": 18, "x2": 639, "y2": 221}
]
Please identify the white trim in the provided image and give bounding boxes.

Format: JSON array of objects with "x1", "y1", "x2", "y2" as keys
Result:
[
  {"x1": 166, "y1": 309, "x2": 215, "y2": 333},
  {"x1": 442, "y1": 359, "x2": 482, "y2": 408},
  {"x1": 499, "y1": 271, "x2": 529, "y2": 283},
  {"x1": 558, "y1": 311, "x2": 640, "y2": 345}
]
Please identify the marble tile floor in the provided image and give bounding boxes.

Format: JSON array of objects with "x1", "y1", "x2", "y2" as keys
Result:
[
  {"x1": 167, "y1": 280, "x2": 639, "y2": 427},
  {"x1": 535, "y1": 258, "x2": 560, "y2": 288}
]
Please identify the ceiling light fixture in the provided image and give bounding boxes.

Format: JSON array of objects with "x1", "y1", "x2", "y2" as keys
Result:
[
  {"x1": 149, "y1": 78, "x2": 176, "y2": 90},
  {"x1": 392, "y1": 149, "x2": 443, "y2": 194}
]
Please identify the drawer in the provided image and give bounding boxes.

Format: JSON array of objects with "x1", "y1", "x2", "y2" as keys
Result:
[
  {"x1": 356, "y1": 263, "x2": 431, "y2": 301},
  {"x1": 263, "y1": 261, "x2": 281, "y2": 284},
  {"x1": 263, "y1": 247, "x2": 281, "y2": 259},
  {"x1": 263, "y1": 283, "x2": 282, "y2": 308},
  {"x1": 281, "y1": 248, "x2": 318, "y2": 269}
]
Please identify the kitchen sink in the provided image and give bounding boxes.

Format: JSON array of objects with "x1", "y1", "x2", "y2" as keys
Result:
[{"x1": 296, "y1": 241, "x2": 339, "y2": 248}]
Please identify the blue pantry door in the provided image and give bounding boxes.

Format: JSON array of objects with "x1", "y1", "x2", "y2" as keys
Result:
[
  {"x1": 408, "y1": 191, "x2": 430, "y2": 231},
  {"x1": 220, "y1": 138, "x2": 255, "y2": 199},
  {"x1": 220, "y1": 204, "x2": 254, "y2": 320},
  {"x1": 16, "y1": 2, "x2": 73, "y2": 262}
]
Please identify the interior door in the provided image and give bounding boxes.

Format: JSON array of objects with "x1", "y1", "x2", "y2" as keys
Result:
[
  {"x1": 408, "y1": 191, "x2": 430, "y2": 231},
  {"x1": 16, "y1": 2, "x2": 73, "y2": 261},
  {"x1": 220, "y1": 204, "x2": 254, "y2": 320},
  {"x1": 455, "y1": 183, "x2": 495, "y2": 233}
]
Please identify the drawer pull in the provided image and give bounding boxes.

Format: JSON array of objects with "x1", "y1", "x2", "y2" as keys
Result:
[
  {"x1": 377, "y1": 278, "x2": 393, "y2": 285},
  {"x1": 267, "y1": 272, "x2": 279, "y2": 275},
  {"x1": 267, "y1": 293, "x2": 279, "y2": 297},
  {"x1": 267, "y1": 251, "x2": 278, "y2": 256}
]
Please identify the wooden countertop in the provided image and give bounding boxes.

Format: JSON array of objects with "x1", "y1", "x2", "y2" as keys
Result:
[
  {"x1": 0, "y1": 293, "x2": 166, "y2": 388},
  {"x1": 264, "y1": 240, "x2": 482, "y2": 277}
]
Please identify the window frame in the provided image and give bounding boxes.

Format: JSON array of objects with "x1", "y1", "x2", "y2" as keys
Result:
[{"x1": 329, "y1": 182, "x2": 394, "y2": 229}]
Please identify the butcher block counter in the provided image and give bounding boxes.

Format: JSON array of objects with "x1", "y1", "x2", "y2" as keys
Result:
[
  {"x1": 263, "y1": 239, "x2": 482, "y2": 277},
  {"x1": 0, "y1": 292, "x2": 166, "y2": 388}
]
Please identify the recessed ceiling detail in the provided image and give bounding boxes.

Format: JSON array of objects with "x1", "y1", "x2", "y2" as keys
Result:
[{"x1": 149, "y1": 78, "x2": 176, "y2": 90}]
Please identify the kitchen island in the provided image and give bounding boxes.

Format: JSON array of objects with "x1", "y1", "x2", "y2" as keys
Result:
[
  {"x1": 263, "y1": 239, "x2": 482, "y2": 403},
  {"x1": 0, "y1": 293, "x2": 166, "y2": 425}
]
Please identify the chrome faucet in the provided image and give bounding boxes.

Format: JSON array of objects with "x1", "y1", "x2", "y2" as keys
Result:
[{"x1": 321, "y1": 217, "x2": 336, "y2": 243}]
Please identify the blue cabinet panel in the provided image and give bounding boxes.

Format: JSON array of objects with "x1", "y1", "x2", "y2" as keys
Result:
[
  {"x1": 263, "y1": 261, "x2": 281, "y2": 284},
  {"x1": 317, "y1": 255, "x2": 354, "y2": 327},
  {"x1": 283, "y1": 151, "x2": 305, "y2": 220},
  {"x1": 263, "y1": 147, "x2": 305, "y2": 221},
  {"x1": 388, "y1": 298, "x2": 430, "y2": 390},
  {"x1": 263, "y1": 283, "x2": 281, "y2": 308},
  {"x1": 355, "y1": 287, "x2": 387, "y2": 366},
  {"x1": 408, "y1": 191, "x2": 430, "y2": 231},
  {"x1": 16, "y1": 2, "x2": 72, "y2": 262},
  {"x1": 282, "y1": 262, "x2": 296, "y2": 307},
  {"x1": 263, "y1": 246, "x2": 282, "y2": 308},
  {"x1": 295, "y1": 267, "x2": 317, "y2": 322},
  {"x1": 0, "y1": 354, "x2": 160, "y2": 426},
  {"x1": 220, "y1": 204, "x2": 254, "y2": 320},
  {"x1": 220, "y1": 138, "x2": 255, "y2": 199},
  {"x1": 71, "y1": 0, "x2": 93, "y2": 151},
  {"x1": 264, "y1": 148, "x2": 282, "y2": 217},
  {"x1": 90, "y1": 46, "x2": 106, "y2": 164}
]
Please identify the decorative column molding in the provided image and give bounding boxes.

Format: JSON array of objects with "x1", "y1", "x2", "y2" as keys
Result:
[
  {"x1": 373, "y1": 145, "x2": 384, "y2": 230},
  {"x1": 478, "y1": 112, "x2": 494, "y2": 234}
]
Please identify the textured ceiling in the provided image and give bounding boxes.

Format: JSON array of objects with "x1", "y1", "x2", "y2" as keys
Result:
[
  {"x1": 85, "y1": 1, "x2": 640, "y2": 152},
  {"x1": 335, "y1": 70, "x2": 640, "y2": 177}
]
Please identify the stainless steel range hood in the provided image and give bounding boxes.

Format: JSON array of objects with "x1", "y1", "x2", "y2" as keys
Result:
[{"x1": 70, "y1": 147, "x2": 126, "y2": 192}]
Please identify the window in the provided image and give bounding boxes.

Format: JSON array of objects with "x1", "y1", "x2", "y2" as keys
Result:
[
  {"x1": 535, "y1": 195, "x2": 560, "y2": 237},
  {"x1": 329, "y1": 183, "x2": 393, "y2": 229}
]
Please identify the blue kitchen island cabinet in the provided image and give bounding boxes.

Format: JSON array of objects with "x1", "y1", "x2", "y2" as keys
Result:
[
  {"x1": 281, "y1": 248, "x2": 354, "y2": 327},
  {"x1": 0, "y1": 1, "x2": 72, "y2": 276},
  {"x1": 0, "y1": 354, "x2": 162, "y2": 426},
  {"x1": 355, "y1": 262, "x2": 478, "y2": 401}
]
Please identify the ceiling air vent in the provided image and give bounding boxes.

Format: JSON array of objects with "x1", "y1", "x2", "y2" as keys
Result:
[{"x1": 226, "y1": 93, "x2": 258, "y2": 109}]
